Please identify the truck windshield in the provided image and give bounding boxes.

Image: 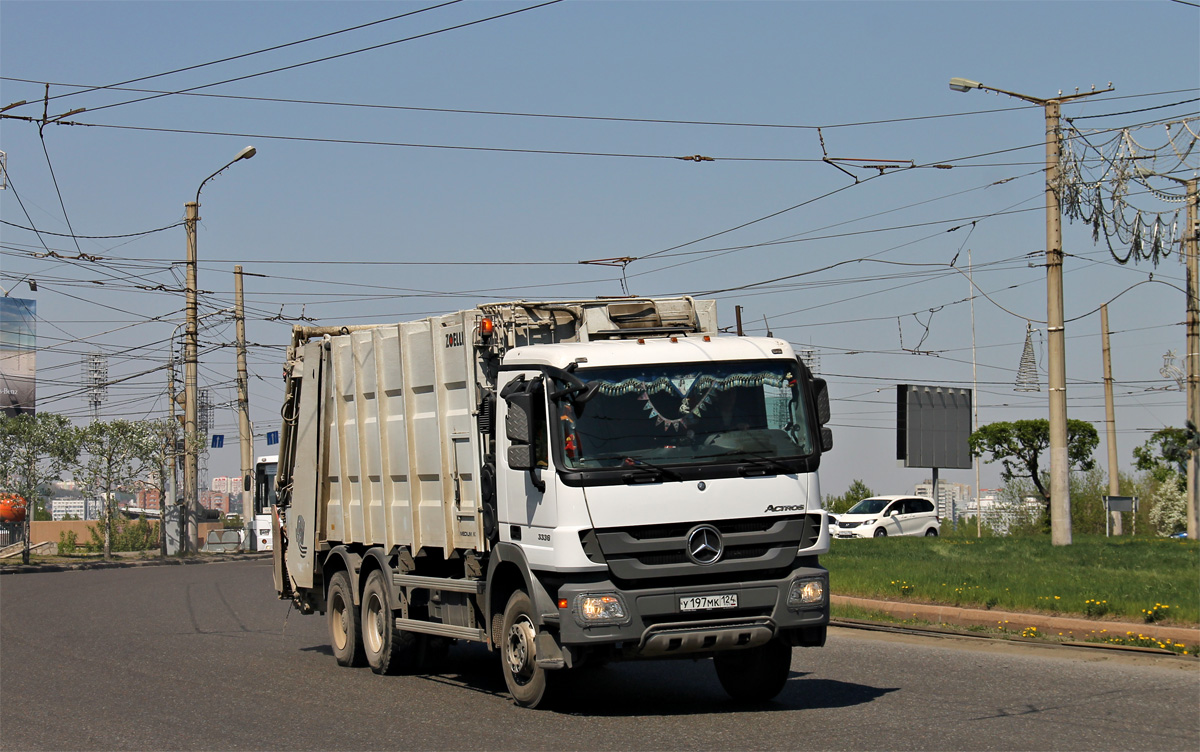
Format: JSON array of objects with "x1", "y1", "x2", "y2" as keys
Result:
[{"x1": 554, "y1": 360, "x2": 813, "y2": 470}]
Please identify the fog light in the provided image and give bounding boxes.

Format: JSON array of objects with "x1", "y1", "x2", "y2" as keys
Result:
[
  {"x1": 788, "y1": 578, "x2": 825, "y2": 607},
  {"x1": 576, "y1": 593, "x2": 627, "y2": 621}
]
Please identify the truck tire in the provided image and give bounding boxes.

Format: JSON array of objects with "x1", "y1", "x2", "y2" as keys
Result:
[
  {"x1": 500, "y1": 590, "x2": 548, "y2": 708},
  {"x1": 362, "y1": 569, "x2": 418, "y2": 675},
  {"x1": 328, "y1": 570, "x2": 365, "y2": 667},
  {"x1": 713, "y1": 639, "x2": 792, "y2": 703}
]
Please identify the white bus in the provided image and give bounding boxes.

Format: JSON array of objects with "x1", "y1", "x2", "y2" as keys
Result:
[{"x1": 250, "y1": 455, "x2": 278, "y2": 551}]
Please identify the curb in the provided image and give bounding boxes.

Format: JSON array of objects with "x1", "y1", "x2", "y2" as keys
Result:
[
  {"x1": 833, "y1": 595, "x2": 1200, "y2": 646},
  {"x1": 0, "y1": 551, "x2": 272, "y2": 575}
]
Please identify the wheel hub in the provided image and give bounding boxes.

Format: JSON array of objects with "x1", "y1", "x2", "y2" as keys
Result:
[{"x1": 506, "y1": 616, "x2": 537, "y2": 679}]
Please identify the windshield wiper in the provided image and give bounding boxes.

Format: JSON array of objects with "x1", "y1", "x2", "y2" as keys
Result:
[
  {"x1": 583, "y1": 455, "x2": 684, "y2": 483},
  {"x1": 625, "y1": 457, "x2": 684, "y2": 482},
  {"x1": 708, "y1": 450, "x2": 794, "y2": 476}
]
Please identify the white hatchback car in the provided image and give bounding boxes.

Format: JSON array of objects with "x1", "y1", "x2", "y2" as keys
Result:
[{"x1": 831, "y1": 495, "x2": 940, "y2": 539}]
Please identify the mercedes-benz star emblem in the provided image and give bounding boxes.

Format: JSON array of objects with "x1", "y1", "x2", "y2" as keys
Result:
[{"x1": 686, "y1": 525, "x2": 723, "y2": 565}]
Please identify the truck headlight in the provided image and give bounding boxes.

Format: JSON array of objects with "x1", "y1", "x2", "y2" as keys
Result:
[
  {"x1": 788, "y1": 578, "x2": 825, "y2": 607},
  {"x1": 576, "y1": 593, "x2": 628, "y2": 622}
]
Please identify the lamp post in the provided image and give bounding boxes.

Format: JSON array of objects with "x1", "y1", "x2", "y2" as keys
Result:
[
  {"x1": 183, "y1": 145, "x2": 256, "y2": 552},
  {"x1": 950, "y1": 78, "x2": 1110, "y2": 545},
  {"x1": 1136, "y1": 171, "x2": 1199, "y2": 539}
]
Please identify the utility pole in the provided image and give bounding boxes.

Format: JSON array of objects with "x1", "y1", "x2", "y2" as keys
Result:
[
  {"x1": 1042, "y1": 96, "x2": 1072, "y2": 546},
  {"x1": 235, "y1": 265, "x2": 254, "y2": 549},
  {"x1": 165, "y1": 344, "x2": 177, "y2": 556},
  {"x1": 184, "y1": 201, "x2": 200, "y2": 553},
  {"x1": 950, "y1": 78, "x2": 1112, "y2": 546},
  {"x1": 1186, "y1": 178, "x2": 1199, "y2": 540},
  {"x1": 735, "y1": 305, "x2": 744, "y2": 336},
  {"x1": 183, "y1": 145, "x2": 256, "y2": 554},
  {"x1": 1101, "y1": 304, "x2": 1121, "y2": 534}
]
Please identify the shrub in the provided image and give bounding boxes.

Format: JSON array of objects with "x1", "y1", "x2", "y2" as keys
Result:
[
  {"x1": 1148, "y1": 477, "x2": 1187, "y2": 537},
  {"x1": 58, "y1": 530, "x2": 78, "y2": 555},
  {"x1": 84, "y1": 516, "x2": 160, "y2": 553}
]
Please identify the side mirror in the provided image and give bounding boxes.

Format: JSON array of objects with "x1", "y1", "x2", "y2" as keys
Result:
[
  {"x1": 243, "y1": 474, "x2": 252, "y2": 492},
  {"x1": 813, "y1": 378, "x2": 830, "y2": 425},
  {"x1": 505, "y1": 391, "x2": 536, "y2": 447}
]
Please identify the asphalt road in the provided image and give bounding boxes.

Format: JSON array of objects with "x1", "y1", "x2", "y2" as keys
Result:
[{"x1": 2, "y1": 559, "x2": 1197, "y2": 751}]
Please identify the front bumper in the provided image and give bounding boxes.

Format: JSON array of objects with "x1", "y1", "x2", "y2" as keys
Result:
[{"x1": 550, "y1": 563, "x2": 829, "y2": 658}]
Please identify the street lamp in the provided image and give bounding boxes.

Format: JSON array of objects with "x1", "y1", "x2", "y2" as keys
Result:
[
  {"x1": 183, "y1": 145, "x2": 256, "y2": 552},
  {"x1": 1136, "y1": 169, "x2": 1199, "y2": 539},
  {"x1": 950, "y1": 78, "x2": 1110, "y2": 546}
]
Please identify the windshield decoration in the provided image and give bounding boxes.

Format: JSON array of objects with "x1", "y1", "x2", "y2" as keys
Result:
[
  {"x1": 555, "y1": 361, "x2": 811, "y2": 472},
  {"x1": 592, "y1": 372, "x2": 793, "y2": 432}
]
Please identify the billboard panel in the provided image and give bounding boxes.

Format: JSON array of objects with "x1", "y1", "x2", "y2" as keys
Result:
[
  {"x1": 0, "y1": 297, "x2": 36, "y2": 416},
  {"x1": 896, "y1": 384, "x2": 972, "y2": 469}
]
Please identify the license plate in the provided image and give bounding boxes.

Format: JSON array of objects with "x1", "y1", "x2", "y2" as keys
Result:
[{"x1": 680, "y1": 593, "x2": 738, "y2": 612}]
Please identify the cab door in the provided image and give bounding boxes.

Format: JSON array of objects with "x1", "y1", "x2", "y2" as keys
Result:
[{"x1": 495, "y1": 372, "x2": 558, "y2": 559}]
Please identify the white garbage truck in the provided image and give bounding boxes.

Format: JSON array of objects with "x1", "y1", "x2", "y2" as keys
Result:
[{"x1": 272, "y1": 297, "x2": 833, "y2": 707}]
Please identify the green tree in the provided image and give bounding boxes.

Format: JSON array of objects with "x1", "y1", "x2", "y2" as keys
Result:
[
  {"x1": 74, "y1": 419, "x2": 160, "y2": 561},
  {"x1": 1133, "y1": 427, "x2": 1187, "y2": 485},
  {"x1": 825, "y1": 479, "x2": 876, "y2": 515},
  {"x1": 968, "y1": 419, "x2": 1100, "y2": 520},
  {"x1": 0, "y1": 413, "x2": 82, "y2": 564},
  {"x1": 133, "y1": 419, "x2": 174, "y2": 556}
]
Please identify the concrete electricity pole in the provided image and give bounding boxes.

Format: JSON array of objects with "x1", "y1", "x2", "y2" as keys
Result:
[
  {"x1": 235, "y1": 265, "x2": 254, "y2": 548},
  {"x1": 1101, "y1": 304, "x2": 1121, "y2": 534},
  {"x1": 1187, "y1": 177, "x2": 1198, "y2": 541},
  {"x1": 183, "y1": 145, "x2": 256, "y2": 552},
  {"x1": 950, "y1": 78, "x2": 1111, "y2": 546}
]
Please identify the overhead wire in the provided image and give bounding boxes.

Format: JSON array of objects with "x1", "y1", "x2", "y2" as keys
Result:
[
  {"x1": 61, "y1": 0, "x2": 566, "y2": 117},
  {"x1": 27, "y1": 1, "x2": 467, "y2": 107}
]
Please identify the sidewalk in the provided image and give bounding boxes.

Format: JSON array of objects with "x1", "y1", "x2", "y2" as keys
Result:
[{"x1": 833, "y1": 594, "x2": 1200, "y2": 646}]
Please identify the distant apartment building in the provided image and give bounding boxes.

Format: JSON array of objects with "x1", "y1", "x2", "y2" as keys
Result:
[
  {"x1": 972, "y1": 488, "x2": 1043, "y2": 534},
  {"x1": 914, "y1": 480, "x2": 972, "y2": 520},
  {"x1": 52, "y1": 498, "x2": 94, "y2": 521},
  {"x1": 211, "y1": 476, "x2": 234, "y2": 494},
  {"x1": 136, "y1": 487, "x2": 164, "y2": 512},
  {"x1": 200, "y1": 491, "x2": 231, "y2": 515}
]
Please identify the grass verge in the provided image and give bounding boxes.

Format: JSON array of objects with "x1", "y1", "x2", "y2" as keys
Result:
[{"x1": 824, "y1": 534, "x2": 1199, "y2": 624}]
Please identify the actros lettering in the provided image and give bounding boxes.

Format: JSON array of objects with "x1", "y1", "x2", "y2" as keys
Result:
[{"x1": 763, "y1": 504, "x2": 805, "y2": 513}]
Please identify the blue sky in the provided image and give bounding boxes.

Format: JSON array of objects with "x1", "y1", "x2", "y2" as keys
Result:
[{"x1": 2, "y1": 0, "x2": 1197, "y2": 498}]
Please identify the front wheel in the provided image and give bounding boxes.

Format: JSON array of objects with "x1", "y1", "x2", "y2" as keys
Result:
[
  {"x1": 873, "y1": 528, "x2": 888, "y2": 538},
  {"x1": 713, "y1": 639, "x2": 792, "y2": 703},
  {"x1": 501, "y1": 590, "x2": 549, "y2": 708},
  {"x1": 328, "y1": 570, "x2": 364, "y2": 667}
]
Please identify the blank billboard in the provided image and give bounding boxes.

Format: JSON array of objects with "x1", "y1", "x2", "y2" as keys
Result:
[
  {"x1": 896, "y1": 384, "x2": 971, "y2": 469},
  {"x1": 0, "y1": 298, "x2": 36, "y2": 417}
]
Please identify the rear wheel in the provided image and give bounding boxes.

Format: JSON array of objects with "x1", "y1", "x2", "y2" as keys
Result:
[
  {"x1": 501, "y1": 590, "x2": 549, "y2": 708},
  {"x1": 361, "y1": 569, "x2": 418, "y2": 674},
  {"x1": 713, "y1": 639, "x2": 792, "y2": 703},
  {"x1": 328, "y1": 570, "x2": 364, "y2": 667},
  {"x1": 925, "y1": 527, "x2": 938, "y2": 536},
  {"x1": 873, "y1": 528, "x2": 887, "y2": 538}
]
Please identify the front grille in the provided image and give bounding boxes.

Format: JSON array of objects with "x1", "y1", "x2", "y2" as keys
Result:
[{"x1": 582, "y1": 514, "x2": 817, "y2": 582}]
